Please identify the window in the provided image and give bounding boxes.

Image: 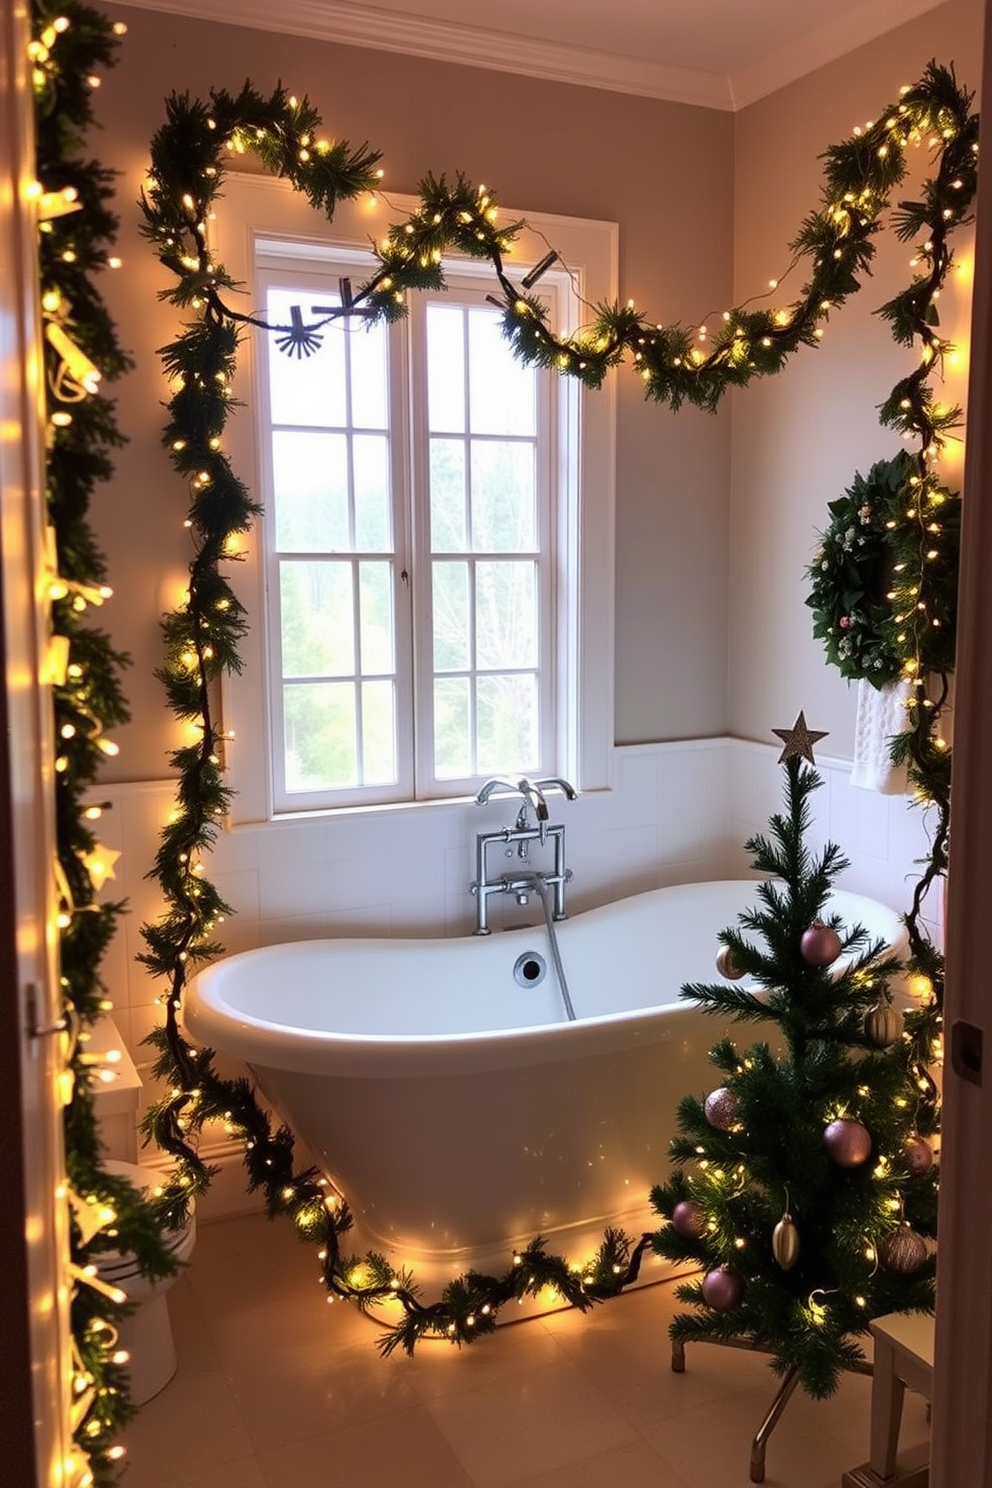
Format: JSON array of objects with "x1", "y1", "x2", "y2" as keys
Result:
[{"x1": 214, "y1": 177, "x2": 616, "y2": 821}]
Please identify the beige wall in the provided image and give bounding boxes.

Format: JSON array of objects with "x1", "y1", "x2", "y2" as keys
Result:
[
  {"x1": 89, "y1": 1, "x2": 983, "y2": 781},
  {"x1": 92, "y1": 3, "x2": 734, "y2": 776},
  {"x1": 730, "y1": 0, "x2": 984, "y2": 756}
]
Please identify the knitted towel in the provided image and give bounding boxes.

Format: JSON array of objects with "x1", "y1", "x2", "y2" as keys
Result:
[{"x1": 850, "y1": 677, "x2": 911, "y2": 794}]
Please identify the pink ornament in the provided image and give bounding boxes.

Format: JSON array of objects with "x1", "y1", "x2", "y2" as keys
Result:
[
  {"x1": 823, "y1": 1117, "x2": 872, "y2": 1167},
  {"x1": 801, "y1": 921, "x2": 843, "y2": 966},
  {"x1": 702, "y1": 1266, "x2": 744, "y2": 1312},
  {"x1": 704, "y1": 1087, "x2": 740, "y2": 1131},
  {"x1": 880, "y1": 1226, "x2": 928, "y2": 1275},
  {"x1": 902, "y1": 1134, "x2": 934, "y2": 1176},
  {"x1": 839, "y1": 616, "x2": 851, "y2": 629},
  {"x1": 716, "y1": 944, "x2": 745, "y2": 980},
  {"x1": 671, "y1": 1200, "x2": 707, "y2": 1239}
]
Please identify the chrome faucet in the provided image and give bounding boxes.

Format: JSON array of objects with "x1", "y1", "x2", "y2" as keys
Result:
[
  {"x1": 475, "y1": 775, "x2": 549, "y2": 825},
  {"x1": 474, "y1": 775, "x2": 577, "y2": 832},
  {"x1": 470, "y1": 775, "x2": 577, "y2": 934}
]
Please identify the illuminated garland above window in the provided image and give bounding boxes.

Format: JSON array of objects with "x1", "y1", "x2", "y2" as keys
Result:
[{"x1": 131, "y1": 59, "x2": 976, "y2": 1358}]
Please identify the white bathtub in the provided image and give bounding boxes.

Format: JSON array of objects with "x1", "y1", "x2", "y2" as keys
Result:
[{"x1": 185, "y1": 880, "x2": 907, "y2": 1282}]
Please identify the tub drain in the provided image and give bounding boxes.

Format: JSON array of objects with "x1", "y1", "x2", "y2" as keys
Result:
[{"x1": 513, "y1": 951, "x2": 547, "y2": 988}]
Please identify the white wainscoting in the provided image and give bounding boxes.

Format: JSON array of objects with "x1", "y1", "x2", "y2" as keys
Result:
[{"x1": 87, "y1": 736, "x2": 941, "y2": 1212}]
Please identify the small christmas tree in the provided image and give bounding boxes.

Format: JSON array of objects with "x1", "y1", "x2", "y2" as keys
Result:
[{"x1": 650, "y1": 715, "x2": 938, "y2": 1399}]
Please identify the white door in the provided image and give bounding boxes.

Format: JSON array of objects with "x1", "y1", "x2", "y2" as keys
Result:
[
  {"x1": 930, "y1": 3, "x2": 992, "y2": 1484},
  {"x1": 0, "y1": 0, "x2": 73, "y2": 1481}
]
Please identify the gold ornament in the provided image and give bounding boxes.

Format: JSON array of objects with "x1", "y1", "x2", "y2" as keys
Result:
[
  {"x1": 716, "y1": 944, "x2": 745, "y2": 980},
  {"x1": 772, "y1": 1212, "x2": 800, "y2": 1269},
  {"x1": 865, "y1": 999, "x2": 902, "y2": 1047}
]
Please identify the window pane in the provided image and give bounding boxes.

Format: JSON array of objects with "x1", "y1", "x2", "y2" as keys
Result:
[
  {"x1": 267, "y1": 287, "x2": 346, "y2": 427},
  {"x1": 427, "y1": 305, "x2": 465, "y2": 433},
  {"x1": 280, "y1": 560, "x2": 354, "y2": 677},
  {"x1": 349, "y1": 320, "x2": 389, "y2": 429},
  {"x1": 272, "y1": 431, "x2": 349, "y2": 552},
  {"x1": 432, "y1": 561, "x2": 470, "y2": 672},
  {"x1": 430, "y1": 438, "x2": 467, "y2": 553},
  {"x1": 284, "y1": 680, "x2": 356, "y2": 791},
  {"x1": 476, "y1": 561, "x2": 537, "y2": 670},
  {"x1": 471, "y1": 441, "x2": 536, "y2": 551},
  {"x1": 362, "y1": 679, "x2": 396, "y2": 784},
  {"x1": 476, "y1": 673, "x2": 539, "y2": 775},
  {"x1": 354, "y1": 434, "x2": 391, "y2": 552},
  {"x1": 359, "y1": 562, "x2": 394, "y2": 675},
  {"x1": 468, "y1": 308, "x2": 536, "y2": 436},
  {"x1": 434, "y1": 676, "x2": 471, "y2": 779}
]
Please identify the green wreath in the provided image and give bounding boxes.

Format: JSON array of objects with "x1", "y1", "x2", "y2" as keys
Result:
[{"x1": 806, "y1": 451, "x2": 960, "y2": 688}]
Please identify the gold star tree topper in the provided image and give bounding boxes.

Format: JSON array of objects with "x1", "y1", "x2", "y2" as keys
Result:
[{"x1": 772, "y1": 712, "x2": 828, "y2": 765}]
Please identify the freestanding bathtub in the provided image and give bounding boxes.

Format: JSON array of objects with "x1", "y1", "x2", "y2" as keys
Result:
[{"x1": 185, "y1": 880, "x2": 908, "y2": 1284}]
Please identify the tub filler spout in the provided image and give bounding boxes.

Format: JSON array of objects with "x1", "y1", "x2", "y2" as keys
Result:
[{"x1": 470, "y1": 775, "x2": 576, "y2": 935}]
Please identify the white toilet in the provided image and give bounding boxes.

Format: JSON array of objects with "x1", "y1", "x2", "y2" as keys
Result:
[
  {"x1": 86, "y1": 1016, "x2": 197, "y2": 1405},
  {"x1": 96, "y1": 1159, "x2": 197, "y2": 1404}
]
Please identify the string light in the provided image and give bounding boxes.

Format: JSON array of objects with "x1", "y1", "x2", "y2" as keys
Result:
[{"x1": 123, "y1": 57, "x2": 969, "y2": 1366}]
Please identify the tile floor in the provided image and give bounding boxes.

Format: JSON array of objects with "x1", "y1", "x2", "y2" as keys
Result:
[{"x1": 121, "y1": 1211, "x2": 930, "y2": 1488}]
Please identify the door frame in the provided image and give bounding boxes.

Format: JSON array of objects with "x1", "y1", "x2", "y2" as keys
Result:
[{"x1": 0, "y1": 0, "x2": 73, "y2": 1482}]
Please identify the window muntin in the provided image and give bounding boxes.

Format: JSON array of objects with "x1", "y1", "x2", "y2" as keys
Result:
[
  {"x1": 258, "y1": 268, "x2": 410, "y2": 806},
  {"x1": 413, "y1": 290, "x2": 553, "y2": 793},
  {"x1": 256, "y1": 259, "x2": 556, "y2": 810}
]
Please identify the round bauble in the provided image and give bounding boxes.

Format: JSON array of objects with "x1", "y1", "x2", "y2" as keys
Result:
[
  {"x1": 716, "y1": 944, "x2": 746, "y2": 980},
  {"x1": 671, "y1": 1200, "x2": 707, "y2": 1240},
  {"x1": 865, "y1": 1000, "x2": 902, "y2": 1048},
  {"x1": 801, "y1": 921, "x2": 843, "y2": 967},
  {"x1": 701, "y1": 1266, "x2": 744, "y2": 1312},
  {"x1": 902, "y1": 1134, "x2": 934, "y2": 1177},
  {"x1": 704, "y1": 1087, "x2": 740, "y2": 1131},
  {"x1": 772, "y1": 1213, "x2": 800, "y2": 1270},
  {"x1": 880, "y1": 1225, "x2": 928, "y2": 1275},
  {"x1": 823, "y1": 1117, "x2": 872, "y2": 1167}
]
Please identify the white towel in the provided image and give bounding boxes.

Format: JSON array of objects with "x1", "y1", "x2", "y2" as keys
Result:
[{"x1": 850, "y1": 678, "x2": 912, "y2": 794}]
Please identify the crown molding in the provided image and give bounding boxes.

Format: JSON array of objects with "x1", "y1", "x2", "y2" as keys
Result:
[
  {"x1": 112, "y1": 0, "x2": 736, "y2": 109},
  {"x1": 113, "y1": 0, "x2": 948, "y2": 112}
]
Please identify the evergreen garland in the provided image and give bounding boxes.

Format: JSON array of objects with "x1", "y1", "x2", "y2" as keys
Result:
[
  {"x1": 32, "y1": 3, "x2": 180, "y2": 1482},
  {"x1": 803, "y1": 64, "x2": 974, "y2": 1034},
  {"x1": 135, "y1": 62, "x2": 973, "y2": 1355}
]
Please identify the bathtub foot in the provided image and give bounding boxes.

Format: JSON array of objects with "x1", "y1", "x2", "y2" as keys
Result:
[{"x1": 750, "y1": 1363, "x2": 800, "y2": 1482}]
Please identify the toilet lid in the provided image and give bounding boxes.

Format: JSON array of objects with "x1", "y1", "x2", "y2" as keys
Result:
[{"x1": 92, "y1": 1159, "x2": 194, "y2": 1275}]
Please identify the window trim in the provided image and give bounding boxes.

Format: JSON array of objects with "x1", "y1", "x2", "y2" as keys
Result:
[{"x1": 212, "y1": 172, "x2": 617, "y2": 823}]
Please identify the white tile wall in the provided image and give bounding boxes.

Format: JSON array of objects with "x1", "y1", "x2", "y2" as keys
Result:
[
  {"x1": 724, "y1": 738, "x2": 944, "y2": 946},
  {"x1": 85, "y1": 736, "x2": 943, "y2": 1120}
]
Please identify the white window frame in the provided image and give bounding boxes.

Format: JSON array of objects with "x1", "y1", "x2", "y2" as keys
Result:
[{"x1": 212, "y1": 173, "x2": 616, "y2": 823}]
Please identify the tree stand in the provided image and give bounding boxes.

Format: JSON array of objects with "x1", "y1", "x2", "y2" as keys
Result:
[{"x1": 671, "y1": 1335, "x2": 872, "y2": 1483}]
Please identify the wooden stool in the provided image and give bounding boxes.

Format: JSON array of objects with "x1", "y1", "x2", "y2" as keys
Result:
[{"x1": 843, "y1": 1311, "x2": 934, "y2": 1487}]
